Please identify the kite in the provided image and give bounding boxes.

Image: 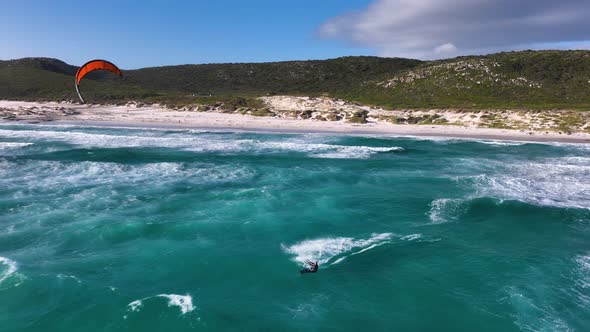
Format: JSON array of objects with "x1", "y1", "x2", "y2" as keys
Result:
[{"x1": 74, "y1": 59, "x2": 122, "y2": 103}]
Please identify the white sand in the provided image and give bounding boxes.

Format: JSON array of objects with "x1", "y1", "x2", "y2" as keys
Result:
[{"x1": 1, "y1": 99, "x2": 590, "y2": 143}]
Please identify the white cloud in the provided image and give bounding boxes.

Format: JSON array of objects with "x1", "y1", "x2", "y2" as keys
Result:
[
  {"x1": 434, "y1": 43, "x2": 458, "y2": 55},
  {"x1": 319, "y1": 0, "x2": 590, "y2": 59}
]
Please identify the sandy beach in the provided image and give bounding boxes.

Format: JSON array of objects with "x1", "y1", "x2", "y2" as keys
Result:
[{"x1": 1, "y1": 99, "x2": 590, "y2": 143}]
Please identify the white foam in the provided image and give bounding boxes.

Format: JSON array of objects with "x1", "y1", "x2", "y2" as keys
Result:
[
  {"x1": 0, "y1": 257, "x2": 17, "y2": 286},
  {"x1": 573, "y1": 254, "x2": 590, "y2": 307},
  {"x1": 0, "y1": 160, "x2": 254, "y2": 194},
  {"x1": 554, "y1": 156, "x2": 590, "y2": 166},
  {"x1": 57, "y1": 274, "x2": 82, "y2": 284},
  {"x1": 456, "y1": 156, "x2": 590, "y2": 210},
  {"x1": 575, "y1": 254, "x2": 590, "y2": 289},
  {"x1": 549, "y1": 141, "x2": 590, "y2": 151},
  {"x1": 282, "y1": 233, "x2": 394, "y2": 266},
  {"x1": 128, "y1": 299, "x2": 143, "y2": 312},
  {"x1": 401, "y1": 234, "x2": 422, "y2": 241},
  {"x1": 0, "y1": 128, "x2": 403, "y2": 159},
  {"x1": 473, "y1": 174, "x2": 589, "y2": 210},
  {"x1": 0, "y1": 128, "x2": 250, "y2": 152},
  {"x1": 403, "y1": 135, "x2": 537, "y2": 146},
  {"x1": 313, "y1": 146, "x2": 403, "y2": 159},
  {"x1": 0, "y1": 142, "x2": 33, "y2": 149},
  {"x1": 261, "y1": 141, "x2": 403, "y2": 159},
  {"x1": 127, "y1": 294, "x2": 195, "y2": 315},
  {"x1": 158, "y1": 294, "x2": 195, "y2": 314},
  {"x1": 475, "y1": 140, "x2": 526, "y2": 146}
]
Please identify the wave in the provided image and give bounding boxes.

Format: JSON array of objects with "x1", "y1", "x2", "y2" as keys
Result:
[
  {"x1": 391, "y1": 134, "x2": 568, "y2": 147},
  {"x1": 261, "y1": 141, "x2": 403, "y2": 159},
  {"x1": 0, "y1": 128, "x2": 263, "y2": 154},
  {"x1": 573, "y1": 254, "x2": 590, "y2": 308},
  {"x1": 453, "y1": 156, "x2": 590, "y2": 210},
  {"x1": 282, "y1": 232, "x2": 422, "y2": 266},
  {"x1": 0, "y1": 160, "x2": 255, "y2": 192},
  {"x1": 550, "y1": 156, "x2": 590, "y2": 166},
  {"x1": 427, "y1": 197, "x2": 543, "y2": 225},
  {"x1": 504, "y1": 286, "x2": 572, "y2": 331},
  {"x1": 429, "y1": 195, "x2": 588, "y2": 227},
  {"x1": 472, "y1": 175, "x2": 589, "y2": 211},
  {"x1": 422, "y1": 136, "x2": 521, "y2": 145},
  {"x1": 0, "y1": 142, "x2": 33, "y2": 149},
  {"x1": 404, "y1": 135, "x2": 561, "y2": 147},
  {"x1": 548, "y1": 142, "x2": 590, "y2": 151},
  {"x1": 428, "y1": 198, "x2": 466, "y2": 224},
  {"x1": 575, "y1": 254, "x2": 590, "y2": 289},
  {"x1": 127, "y1": 294, "x2": 194, "y2": 315},
  {"x1": 0, "y1": 128, "x2": 403, "y2": 159},
  {"x1": 475, "y1": 140, "x2": 526, "y2": 146},
  {"x1": 0, "y1": 257, "x2": 18, "y2": 287},
  {"x1": 398, "y1": 136, "x2": 530, "y2": 146}
]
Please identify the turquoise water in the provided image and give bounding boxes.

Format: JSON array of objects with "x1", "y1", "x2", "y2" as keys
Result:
[{"x1": 1, "y1": 124, "x2": 590, "y2": 331}]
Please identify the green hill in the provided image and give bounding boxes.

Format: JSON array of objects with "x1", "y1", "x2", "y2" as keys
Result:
[
  {"x1": 353, "y1": 51, "x2": 590, "y2": 110},
  {"x1": 0, "y1": 57, "x2": 153, "y2": 102},
  {"x1": 2, "y1": 51, "x2": 590, "y2": 110}
]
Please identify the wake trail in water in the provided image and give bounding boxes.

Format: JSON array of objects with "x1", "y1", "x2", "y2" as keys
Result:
[{"x1": 282, "y1": 233, "x2": 424, "y2": 266}]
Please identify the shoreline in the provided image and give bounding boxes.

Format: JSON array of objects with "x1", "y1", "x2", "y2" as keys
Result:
[
  {"x1": 6, "y1": 119, "x2": 590, "y2": 144},
  {"x1": 1, "y1": 100, "x2": 590, "y2": 144}
]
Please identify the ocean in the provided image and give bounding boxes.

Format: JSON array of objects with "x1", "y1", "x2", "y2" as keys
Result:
[{"x1": 0, "y1": 123, "x2": 589, "y2": 331}]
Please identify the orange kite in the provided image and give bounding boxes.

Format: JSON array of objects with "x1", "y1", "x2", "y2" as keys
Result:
[{"x1": 75, "y1": 59, "x2": 122, "y2": 103}]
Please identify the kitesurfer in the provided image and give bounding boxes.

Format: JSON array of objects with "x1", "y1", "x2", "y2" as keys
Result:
[{"x1": 300, "y1": 260, "x2": 319, "y2": 274}]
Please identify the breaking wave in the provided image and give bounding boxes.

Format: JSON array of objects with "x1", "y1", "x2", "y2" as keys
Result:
[
  {"x1": 0, "y1": 128, "x2": 403, "y2": 159},
  {"x1": 428, "y1": 198, "x2": 466, "y2": 224},
  {"x1": 455, "y1": 157, "x2": 590, "y2": 210},
  {"x1": 0, "y1": 257, "x2": 19, "y2": 288},
  {"x1": 260, "y1": 141, "x2": 403, "y2": 159},
  {"x1": 474, "y1": 140, "x2": 526, "y2": 146},
  {"x1": 0, "y1": 142, "x2": 33, "y2": 149}
]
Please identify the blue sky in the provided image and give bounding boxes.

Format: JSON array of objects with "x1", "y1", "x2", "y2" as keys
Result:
[
  {"x1": 0, "y1": 0, "x2": 374, "y2": 68},
  {"x1": 2, "y1": 0, "x2": 589, "y2": 69}
]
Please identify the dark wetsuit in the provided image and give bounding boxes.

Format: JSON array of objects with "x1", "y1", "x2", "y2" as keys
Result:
[{"x1": 300, "y1": 261, "x2": 319, "y2": 274}]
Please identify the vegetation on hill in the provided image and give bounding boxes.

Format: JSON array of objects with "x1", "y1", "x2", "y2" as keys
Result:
[
  {"x1": 1, "y1": 51, "x2": 590, "y2": 110},
  {"x1": 348, "y1": 51, "x2": 590, "y2": 110}
]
